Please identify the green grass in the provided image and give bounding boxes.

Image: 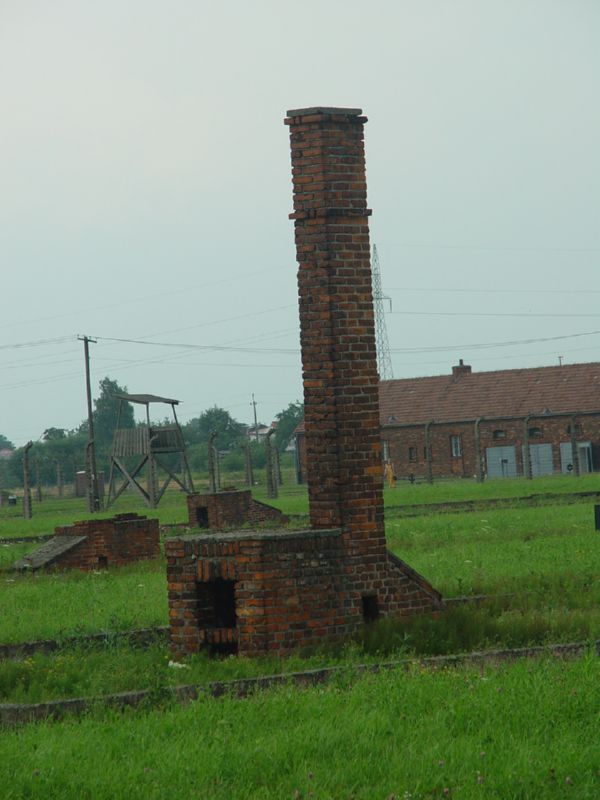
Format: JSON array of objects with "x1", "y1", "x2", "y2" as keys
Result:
[
  {"x1": 0, "y1": 558, "x2": 167, "y2": 644},
  {"x1": 386, "y1": 502, "x2": 600, "y2": 597},
  {"x1": 1, "y1": 501, "x2": 598, "y2": 646},
  {"x1": 0, "y1": 638, "x2": 388, "y2": 705},
  {"x1": 3, "y1": 656, "x2": 600, "y2": 799},
  {"x1": 3, "y1": 473, "x2": 598, "y2": 540},
  {"x1": 384, "y1": 473, "x2": 600, "y2": 506},
  {"x1": 2, "y1": 499, "x2": 600, "y2": 703}
]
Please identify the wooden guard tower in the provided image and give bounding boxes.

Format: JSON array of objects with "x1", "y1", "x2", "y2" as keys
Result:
[{"x1": 106, "y1": 394, "x2": 194, "y2": 509}]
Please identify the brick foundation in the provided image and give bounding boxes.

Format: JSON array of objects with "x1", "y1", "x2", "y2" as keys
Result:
[
  {"x1": 186, "y1": 490, "x2": 289, "y2": 531},
  {"x1": 167, "y1": 106, "x2": 441, "y2": 659},
  {"x1": 15, "y1": 513, "x2": 160, "y2": 572}
]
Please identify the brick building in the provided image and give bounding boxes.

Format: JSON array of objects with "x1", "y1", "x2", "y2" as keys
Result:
[
  {"x1": 296, "y1": 360, "x2": 600, "y2": 481},
  {"x1": 165, "y1": 107, "x2": 441, "y2": 659}
]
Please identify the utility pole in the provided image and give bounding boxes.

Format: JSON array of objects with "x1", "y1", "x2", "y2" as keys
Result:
[
  {"x1": 251, "y1": 393, "x2": 259, "y2": 442},
  {"x1": 78, "y1": 335, "x2": 101, "y2": 512}
]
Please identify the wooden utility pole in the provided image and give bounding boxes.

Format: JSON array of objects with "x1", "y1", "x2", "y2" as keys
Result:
[
  {"x1": 79, "y1": 335, "x2": 101, "y2": 512},
  {"x1": 22, "y1": 441, "x2": 33, "y2": 519}
]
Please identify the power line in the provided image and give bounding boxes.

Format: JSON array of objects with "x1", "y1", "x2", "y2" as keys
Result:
[
  {"x1": 0, "y1": 265, "x2": 292, "y2": 332},
  {"x1": 390, "y1": 310, "x2": 600, "y2": 319},
  {"x1": 387, "y1": 287, "x2": 600, "y2": 295},
  {"x1": 390, "y1": 329, "x2": 600, "y2": 353},
  {"x1": 93, "y1": 335, "x2": 298, "y2": 354},
  {"x1": 0, "y1": 336, "x2": 74, "y2": 351},
  {"x1": 387, "y1": 243, "x2": 600, "y2": 253}
]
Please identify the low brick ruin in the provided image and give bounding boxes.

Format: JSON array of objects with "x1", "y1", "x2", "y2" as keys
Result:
[
  {"x1": 166, "y1": 107, "x2": 442, "y2": 658},
  {"x1": 14, "y1": 513, "x2": 160, "y2": 572},
  {"x1": 187, "y1": 490, "x2": 288, "y2": 531}
]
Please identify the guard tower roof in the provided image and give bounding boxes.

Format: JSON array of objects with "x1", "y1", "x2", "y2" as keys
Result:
[{"x1": 114, "y1": 393, "x2": 180, "y2": 405}]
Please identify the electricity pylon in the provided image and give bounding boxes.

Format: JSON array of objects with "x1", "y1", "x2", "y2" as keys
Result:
[{"x1": 372, "y1": 244, "x2": 394, "y2": 380}]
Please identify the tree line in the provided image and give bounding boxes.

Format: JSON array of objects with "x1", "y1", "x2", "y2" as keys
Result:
[{"x1": 0, "y1": 377, "x2": 303, "y2": 489}]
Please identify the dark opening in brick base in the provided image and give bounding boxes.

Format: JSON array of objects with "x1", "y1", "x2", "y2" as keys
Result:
[
  {"x1": 195, "y1": 507, "x2": 209, "y2": 528},
  {"x1": 361, "y1": 595, "x2": 380, "y2": 623},
  {"x1": 197, "y1": 578, "x2": 237, "y2": 629}
]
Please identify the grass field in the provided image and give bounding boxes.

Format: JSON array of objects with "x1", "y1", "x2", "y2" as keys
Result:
[
  {"x1": 2, "y1": 473, "x2": 600, "y2": 797},
  {"x1": 2, "y1": 471, "x2": 598, "y2": 539},
  {"x1": 3, "y1": 656, "x2": 600, "y2": 799}
]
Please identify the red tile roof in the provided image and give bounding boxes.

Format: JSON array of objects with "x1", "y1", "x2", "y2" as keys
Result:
[
  {"x1": 292, "y1": 362, "x2": 600, "y2": 433},
  {"x1": 379, "y1": 362, "x2": 600, "y2": 426}
]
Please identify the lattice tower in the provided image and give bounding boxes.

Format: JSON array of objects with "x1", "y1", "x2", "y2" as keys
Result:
[{"x1": 372, "y1": 244, "x2": 394, "y2": 380}]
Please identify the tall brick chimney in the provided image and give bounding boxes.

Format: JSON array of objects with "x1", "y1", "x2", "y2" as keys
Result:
[
  {"x1": 285, "y1": 107, "x2": 386, "y2": 574},
  {"x1": 164, "y1": 107, "x2": 441, "y2": 663}
]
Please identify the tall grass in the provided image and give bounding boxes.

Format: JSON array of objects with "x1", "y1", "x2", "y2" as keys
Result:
[
  {"x1": 3, "y1": 656, "x2": 600, "y2": 799},
  {"x1": 0, "y1": 559, "x2": 167, "y2": 643}
]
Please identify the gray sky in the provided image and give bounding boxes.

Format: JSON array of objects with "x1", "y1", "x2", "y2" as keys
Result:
[{"x1": 1, "y1": 1, "x2": 599, "y2": 447}]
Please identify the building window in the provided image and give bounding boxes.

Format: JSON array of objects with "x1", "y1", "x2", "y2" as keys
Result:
[
  {"x1": 566, "y1": 423, "x2": 582, "y2": 435},
  {"x1": 408, "y1": 446, "x2": 417, "y2": 462},
  {"x1": 450, "y1": 435, "x2": 462, "y2": 458},
  {"x1": 493, "y1": 429, "x2": 506, "y2": 440},
  {"x1": 382, "y1": 440, "x2": 389, "y2": 462},
  {"x1": 528, "y1": 427, "x2": 543, "y2": 438}
]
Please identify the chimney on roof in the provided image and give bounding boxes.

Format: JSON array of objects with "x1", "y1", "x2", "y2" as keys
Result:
[{"x1": 452, "y1": 359, "x2": 472, "y2": 378}]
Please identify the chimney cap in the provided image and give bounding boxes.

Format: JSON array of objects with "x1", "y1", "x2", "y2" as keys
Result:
[{"x1": 286, "y1": 106, "x2": 363, "y2": 118}]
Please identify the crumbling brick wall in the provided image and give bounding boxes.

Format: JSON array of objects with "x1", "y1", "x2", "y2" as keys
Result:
[
  {"x1": 187, "y1": 490, "x2": 288, "y2": 531},
  {"x1": 46, "y1": 513, "x2": 159, "y2": 571}
]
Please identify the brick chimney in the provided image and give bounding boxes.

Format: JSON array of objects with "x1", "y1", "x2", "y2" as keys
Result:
[
  {"x1": 452, "y1": 359, "x2": 472, "y2": 378},
  {"x1": 285, "y1": 107, "x2": 385, "y2": 568}
]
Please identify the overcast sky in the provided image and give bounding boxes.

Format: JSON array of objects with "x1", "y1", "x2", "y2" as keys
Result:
[{"x1": 1, "y1": 1, "x2": 599, "y2": 447}]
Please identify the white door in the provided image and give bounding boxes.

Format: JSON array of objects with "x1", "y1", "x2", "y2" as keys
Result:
[
  {"x1": 522, "y1": 443, "x2": 554, "y2": 477},
  {"x1": 560, "y1": 442, "x2": 593, "y2": 474},
  {"x1": 486, "y1": 446, "x2": 517, "y2": 478}
]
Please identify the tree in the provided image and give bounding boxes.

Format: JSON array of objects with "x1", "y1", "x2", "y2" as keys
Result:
[
  {"x1": 90, "y1": 377, "x2": 135, "y2": 446},
  {"x1": 43, "y1": 427, "x2": 67, "y2": 440},
  {"x1": 274, "y1": 401, "x2": 304, "y2": 452},
  {"x1": 0, "y1": 433, "x2": 14, "y2": 451},
  {"x1": 195, "y1": 406, "x2": 245, "y2": 449}
]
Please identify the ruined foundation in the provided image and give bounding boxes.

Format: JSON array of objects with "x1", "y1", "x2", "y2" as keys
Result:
[
  {"x1": 14, "y1": 513, "x2": 160, "y2": 572},
  {"x1": 187, "y1": 490, "x2": 288, "y2": 531},
  {"x1": 166, "y1": 107, "x2": 441, "y2": 658}
]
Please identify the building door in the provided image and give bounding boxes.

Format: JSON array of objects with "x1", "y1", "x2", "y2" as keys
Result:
[
  {"x1": 560, "y1": 442, "x2": 594, "y2": 474},
  {"x1": 522, "y1": 443, "x2": 554, "y2": 477},
  {"x1": 486, "y1": 446, "x2": 517, "y2": 478}
]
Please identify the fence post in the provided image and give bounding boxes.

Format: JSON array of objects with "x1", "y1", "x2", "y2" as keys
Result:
[
  {"x1": 265, "y1": 430, "x2": 277, "y2": 498},
  {"x1": 22, "y1": 441, "x2": 33, "y2": 520}
]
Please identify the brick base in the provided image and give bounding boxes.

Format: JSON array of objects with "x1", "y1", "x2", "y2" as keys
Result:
[
  {"x1": 15, "y1": 513, "x2": 160, "y2": 572},
  {"x1": 186, "y1": 490, "x2": 289, "y2": 531},
  {"x1": 166, "y1": 529, "x2": 441, "y2": 658}
]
